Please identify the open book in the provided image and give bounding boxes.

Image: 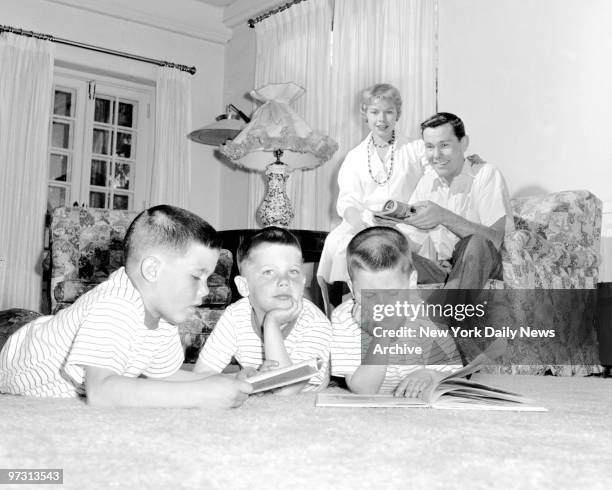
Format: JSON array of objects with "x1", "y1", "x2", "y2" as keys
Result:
[
  {"x1": 246, "y1": 358, "x2": 320, "y2": 394},
  {"x1": 372, "y1": 199, "x2": 417, "y2": 224},
  {"x1": 316, "y1": 354, "x2": 547, "y2": 411}
]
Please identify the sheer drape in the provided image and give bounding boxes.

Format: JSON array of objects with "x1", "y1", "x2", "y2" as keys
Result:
[
  {"x1": 149, "y1": 67, "x2": 192, "y2": 208},
  {"x1": 0, "y1": 34, "x2": 54, "y2": 310},
  {"x1": 250, "y1": 0, "x2": 333, "y2": 229},
  {"x1": 328, "y1": 0, "x2": 438, "y2": 225},
  {"x1": 251, "y1": 0, "x2": 437, "y2": 230}
]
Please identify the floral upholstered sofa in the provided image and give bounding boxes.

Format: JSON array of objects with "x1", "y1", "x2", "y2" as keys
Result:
[
  {"x1": 48, "y1": 207, "x2": 233, "y2": 356},
  {"x1": 0, "y1": 190, "x2": 603, "y2": 373},
  {"x1": 431, "y1": 189, "x2": 602, "y2": 375}
]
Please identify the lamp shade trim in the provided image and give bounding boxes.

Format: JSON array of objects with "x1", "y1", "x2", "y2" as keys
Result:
[{"x1": 219, "y1": 82, "x2": 338, "y2": 170}]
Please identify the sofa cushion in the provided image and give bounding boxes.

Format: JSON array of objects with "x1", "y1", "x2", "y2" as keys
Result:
[
  {"x1": 0, "y1": 309, "x2": 42, "y2": 351},
  {"x1": 50, "y1": 207, "x2": 234, "y2": 312}
]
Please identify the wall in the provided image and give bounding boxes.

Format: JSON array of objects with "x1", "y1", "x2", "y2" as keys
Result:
[
  {"x1": 438, "y1": 0, "x2": 612, "y2": 203},
  {"x1": 221, "y1": 0, "x2": 612, "y2": 228},
  {"x1": 3, "y1": 0, "x2": 230, "y2": 226},
  {"x1": 219, "y1": 22, "x2": 257, "y2": 229}
]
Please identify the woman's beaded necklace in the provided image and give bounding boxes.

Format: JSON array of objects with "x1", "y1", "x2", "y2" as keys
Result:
[{"x1": 367, "y1": 131, "x2": 395, "y2": 185}]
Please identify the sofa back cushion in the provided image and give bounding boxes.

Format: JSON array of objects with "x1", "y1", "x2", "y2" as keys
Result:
[{"x1": 50, "y1": 207, "x2": 231, "y2": 311}]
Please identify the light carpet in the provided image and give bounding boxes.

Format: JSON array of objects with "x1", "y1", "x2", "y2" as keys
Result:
[{"x1": 1, "y1": 374, "x2": 611, "y2": 490}]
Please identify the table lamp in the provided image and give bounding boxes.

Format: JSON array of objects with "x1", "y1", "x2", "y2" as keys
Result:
[{"x1": 220, "y1": 82, "x2": 338, "y2": 227}]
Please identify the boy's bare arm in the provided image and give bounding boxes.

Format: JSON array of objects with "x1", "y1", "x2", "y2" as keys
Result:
[
  {"x1": 163, "y1": 368, "x2": 215, "y2": 380},
  {"x1": 262, "y1": 298, "x2": 308, "y2": 395},
  {"x1": 346, "y1": 364, "x2": 387, "y2": 394},
  {"x1": 192, "y1": 359, "x2": 222, "y2": 376},
  {"x1": 84, "y1": 365, "x2": 252, "y2": 409}
]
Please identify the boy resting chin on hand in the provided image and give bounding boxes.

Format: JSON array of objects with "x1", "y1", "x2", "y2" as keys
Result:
[{"x1": 194, "y1": 227, "x2": 332, "y2": 395}]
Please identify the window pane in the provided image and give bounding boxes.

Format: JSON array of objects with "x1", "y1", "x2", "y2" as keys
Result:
[
  {"x1": 48, "y1": 186, "x2": 67, "y2": 210},
  {"x1": 53, "y1": 91, "x2": 72, "y2": 117},
  {"x1": 118, "y1": 102, "x2": 134, "y2": 127},
  {"x1": 52, "y1": 122, "x2": 71, "y2": 149},
  {"x1": 115, "y1": 132, "x2": 133, "y2": 158},
  {"x1": 92, "y1": 128, "x2": 111, "y2": 155},
  {"x1": 90, "y1": 159, "x2": 107, "y2": 186},
  {"x1": 89, "y1": 191, "x2": 107, "y2": 208},
  {"x1": 94, "y1": 98, "x2": 114, "y2": 124},
  {"x1": 113, "y1": 162, "x2": 131, "y2": 190},
  {"x1": 49, "y1": 154, "x2": 69, "y2": 182},
  {"x1": 113, "y1": 194, "x2": 129, "y2": 210}
]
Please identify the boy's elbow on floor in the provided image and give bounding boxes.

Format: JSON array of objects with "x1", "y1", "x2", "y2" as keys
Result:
[{"x1": 85, "y1": 382, "x2": 115, "y2": 407}]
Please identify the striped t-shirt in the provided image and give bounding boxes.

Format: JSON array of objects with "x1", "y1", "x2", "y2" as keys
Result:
[
  {"x1": 330, "y1": 299, "x2": 462, "y2": 394},
  {"x1": 197, "y1": 297, "x2": 332, "y2": 391},
  {"x1": 0, "y1": 267, "x2": 183, "y2": 398}
]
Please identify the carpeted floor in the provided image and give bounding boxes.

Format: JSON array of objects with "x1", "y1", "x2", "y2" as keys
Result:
[{"x1": 1, "y1": 374, "x2": 611, "y2": 490}]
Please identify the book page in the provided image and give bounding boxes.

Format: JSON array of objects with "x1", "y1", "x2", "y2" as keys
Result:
[{"x1": 316, "y1": 393, "x2": 429, "y2": 408}]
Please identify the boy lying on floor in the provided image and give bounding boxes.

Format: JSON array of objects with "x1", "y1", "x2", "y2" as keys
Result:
[
  {"x1": 0, "y1": 205, "x2": 251, "y2": 408},
  {"x1": 330, "y1": 226, "x2": 463, "y2": 397},
  {"x1": 194, "y1": 227, "x2": 332, "y2": 394}
]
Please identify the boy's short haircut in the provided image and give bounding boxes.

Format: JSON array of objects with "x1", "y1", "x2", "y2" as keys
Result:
[
  {"x1": 236, "y1": 226, "x2": 302, "y2": 273},
  {"x1": 346, "y1": 226, "x2": 413, "y2": 278},
  {"x1": 123, "y1": 205, "x2": 221, "y2": 261}
]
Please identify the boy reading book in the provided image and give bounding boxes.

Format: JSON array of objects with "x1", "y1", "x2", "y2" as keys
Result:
[
  {"x1": 0, "y1": 205, "x2": 252, "y2": 408},
  {"x1": 330, "y1": 226, "x2": 463, "y2": 397},
  {"x1": 194, "y1": 227, "x2": 332, "y2": 394}
]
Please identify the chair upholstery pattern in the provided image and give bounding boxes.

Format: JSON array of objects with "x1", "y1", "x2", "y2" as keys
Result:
[
  {"x1": 411, "y1": 191, "x2": 602, "y2": 375},
  {"x1": 502, "y1": 190, "x2": 601, "y2": 289},
  {"x1": 490, "y1": 190, "x2": 601, "y2": 374},
  {"x1": 49, "y1": 207, "x2": 233, "y2": 351}
]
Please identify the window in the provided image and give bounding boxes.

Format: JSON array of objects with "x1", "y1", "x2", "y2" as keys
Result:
[{"x1": 47, "y1": 68, "x2": 154, "y2": 212}]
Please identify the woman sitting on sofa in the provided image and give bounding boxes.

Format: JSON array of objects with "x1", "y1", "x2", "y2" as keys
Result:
[{"x1": 316, "y1": 83, "x2": 425, "y2": 314}]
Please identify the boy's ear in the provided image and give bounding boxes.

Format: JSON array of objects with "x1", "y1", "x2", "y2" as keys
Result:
[
  {"x1": 234, "y1": 275, "x2": 250, "y2": 297},
  {"x1": 141, "y1": 256, "x2": 160, "y2": 283},
  {"x1": 460, "y1": 134, "x2": 470, "y2": 152},
  {"x1": 408, "y1": 269, "x2": 418, "y2": 288}
]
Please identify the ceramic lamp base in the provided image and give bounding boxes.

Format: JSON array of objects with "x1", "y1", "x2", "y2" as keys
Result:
[{"x1": 257, "y1": 162, "x2": 294, "y2": 227}]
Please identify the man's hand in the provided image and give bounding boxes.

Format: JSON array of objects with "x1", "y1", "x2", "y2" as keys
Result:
[
  {"x1": 394, "y1": 368, "x2": 442, "y2": 398},
  {"x1": 403, "y1": 201, "x2": 449, "y2": 230}
]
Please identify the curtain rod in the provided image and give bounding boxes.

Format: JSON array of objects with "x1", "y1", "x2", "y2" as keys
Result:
[
  {"x1": 248, "y1": 0, "x2": 308, "y2": 28},
  {"x1": 0, "y1": 24, "x2": 196, "y2": 75}
]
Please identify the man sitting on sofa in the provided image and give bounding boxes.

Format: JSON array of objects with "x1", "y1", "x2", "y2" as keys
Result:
[{"x1": 395, "y1": 112, "x2": 515, "y2": 290}]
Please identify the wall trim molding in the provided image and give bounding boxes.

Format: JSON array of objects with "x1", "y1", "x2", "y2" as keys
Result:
[{"x1": 45, "y1": 0, "x2": 232, "y2": 44}]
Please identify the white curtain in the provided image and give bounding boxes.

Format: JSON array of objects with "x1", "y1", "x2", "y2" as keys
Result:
[
  {"x1": 328, "y1": 0, "x2": 438, "y2": 226},
  {"x1": 250, "y1": 0, "x2": 333, "y2": 229},
  {"x1": 0, "y1": 34, "x2": 54, "y2": 311},
  {"x1": 251, "y1": 0, "x2": 437, "y2": 231},
  {"x1": 149, "y1": 67, "x2": 192, "y2": 208}
]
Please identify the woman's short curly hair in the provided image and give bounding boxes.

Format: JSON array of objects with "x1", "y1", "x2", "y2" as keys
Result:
[{"x1": 360, "y1": 83, "x2": 402, "y2": 118}]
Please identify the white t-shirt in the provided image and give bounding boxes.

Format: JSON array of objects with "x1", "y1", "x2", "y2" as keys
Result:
[
  {"x1": 0, "y1": 268, "x2": 183, "y2": 398},
  {"x1": 198, "y1": 297, "x2": 332, "y2": 391},
  {"x1": 330, "y1": 299, "x2": 462, "y2": 394},
  {"x1": 401, "y1": 157, "x2": 514, "y2": 261}
]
